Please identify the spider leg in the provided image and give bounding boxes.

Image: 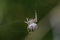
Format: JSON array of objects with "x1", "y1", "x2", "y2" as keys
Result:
[
  {"x1": 24, "y1": 21, "x2": 28, "y2": 24},
  {"x1": 35, "y1": 10, "x2": 37, "y2": 22},
  {"x1": 26, "y1": 18, "x2": 29, "y2": 22},
  {"x1": 33, "y1": 10, "x2": 37, "y2": 22}
]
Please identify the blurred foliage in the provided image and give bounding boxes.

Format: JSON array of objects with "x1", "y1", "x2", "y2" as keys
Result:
[
  {"x1": 0, "y1": 0, "x2": 58, "y2": 40},
  {"x1": 42, "y1": 30, "x2": 53, "y2": 40}
]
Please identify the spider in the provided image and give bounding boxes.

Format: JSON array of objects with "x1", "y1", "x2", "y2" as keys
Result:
[{"x1": 24, "y1": 10, "x2": 38, "y2": 32}]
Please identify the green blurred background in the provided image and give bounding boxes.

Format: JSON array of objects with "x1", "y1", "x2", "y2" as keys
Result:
[{"x1": 0, "y1": 0, "x2": 58, "y2": 40}]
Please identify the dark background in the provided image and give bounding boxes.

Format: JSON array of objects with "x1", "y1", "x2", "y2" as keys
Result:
[{"x1": 0, "y1": 0, "x2": 58, "y2": 40}]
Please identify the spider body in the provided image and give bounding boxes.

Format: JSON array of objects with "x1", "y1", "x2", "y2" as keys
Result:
[{"x1": 27, "y1": 22, "x2": 37, "y2": 32}]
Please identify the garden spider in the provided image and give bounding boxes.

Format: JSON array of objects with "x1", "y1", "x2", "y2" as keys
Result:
[{"x1": 24, "y1": 10, "x2": 38, "y2": 32}]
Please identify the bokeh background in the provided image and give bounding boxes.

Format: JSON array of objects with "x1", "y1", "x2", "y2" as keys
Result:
[{"x1": 0, "y1": 0, "x2": 59, "y2": 40}]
